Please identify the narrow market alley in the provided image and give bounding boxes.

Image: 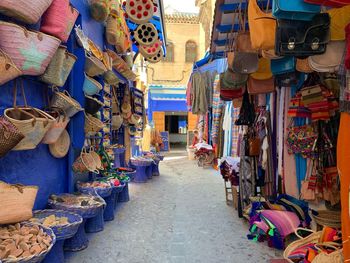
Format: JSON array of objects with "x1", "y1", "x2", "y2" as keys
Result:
[{"x1": 66, "y1": 150, "x2": 279, "y2": 263}]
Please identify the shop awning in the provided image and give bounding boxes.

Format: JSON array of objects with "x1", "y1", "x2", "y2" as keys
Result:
[
  {"x1": 149, "y1": 85, "x2": 186, "y2": 101},
  {"x1": 209, "y1": 0, "x2": 270, "y2": 55}
]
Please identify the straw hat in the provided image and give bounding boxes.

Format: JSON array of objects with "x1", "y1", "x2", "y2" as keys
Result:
[
  {"x1": 49, "y1": 129, "x2": 70, "y2": 158},
  {"x1": 121, "y1": 102, "x2": 131, "y2": 113}
]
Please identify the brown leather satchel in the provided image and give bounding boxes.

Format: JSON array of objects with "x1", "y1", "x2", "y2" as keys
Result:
[
  {"x1": 249, "y1": 137, "x2": 261, "y2": 157},
  {"x1": 247, "y1": 76, "x2": 275, "y2": 95}
]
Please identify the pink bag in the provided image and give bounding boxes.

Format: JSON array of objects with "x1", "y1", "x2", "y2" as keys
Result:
[
  {"x1": 40, "y1": 0, "x2": 79, "y2": 43},
  {"x1": 0, "y1": 0, "x2": 53, "y2": 24},
  {"x1": 0, "y1": 21, "x2": 61, "y2": 76}
]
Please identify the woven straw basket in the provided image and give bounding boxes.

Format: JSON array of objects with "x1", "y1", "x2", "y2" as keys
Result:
[
  {"x1": 284, "y1": 228, "x2": 322, "y2": 263},
  {"x1": 85, "y1": 53, "x2": 107, "y2": 77},
  {"x1": 89, "y1": 0, "x2": 110, "y2": 22},
  {"x1": 49, "y1": 129, "x2": 70, "y2": 158},
  {"x1": 0, "y1": 181, "x2": 38, "y2": 224},
  {"x1": 312, "y1": 210, "x2": 341, "y2": 229},
  {"x1": 41, "y1": 109, "x2": 70, "y2": 144},
  {"x1": 85, "y1": 114, "x2": 104, "y2": 134},
  {"x1": 0, "y1": 21, "x2": 61, "y2": 76},
  {"x1": 0, "y1": 0, "x2": 53, "y2": 24},
  {"x1": 40, "y1": 0, "x2": 79, "y2": 42},
  {"x1": 40, "y1": 46, "x2": 77, "y2": 87},
  {"x1": 0, "y1": 48, "x2": 22, "y2": 86},
  {"x1": 51, "y1": 89, "x2": 83, "y2": 118},
  {"x1": 4, "y1": 107, "x2": 55, "y2": 150},
  {"x1": 106, "y1": 15, "x2": 121, "y2": 45}
]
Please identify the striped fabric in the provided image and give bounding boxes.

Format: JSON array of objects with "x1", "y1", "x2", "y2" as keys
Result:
[
  {"x1": 211, "y1": 74, "x2": 225, "y2": 144},
  {"x1": 231, "y1": 107, "x2": 240, "y2": 157}
]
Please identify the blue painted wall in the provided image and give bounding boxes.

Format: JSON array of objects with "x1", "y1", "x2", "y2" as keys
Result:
[{"x1": 0, "y1": 1, "x2": 125, "y2": 209}]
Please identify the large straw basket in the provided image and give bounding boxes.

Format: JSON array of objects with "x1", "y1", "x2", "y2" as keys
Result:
[
  {"x1": 83, "y1": 74, "x2": 103, "y2": 95},
  {"x1": 85, "y1": 53, "x2": 107, "y2": 77},
  {"x1": 4, "y1": 107, "x2": 55, "y2": 150},
  {"x1": 312, "y1": 210, "x2": 341, "y2": 229},
  {"x1": 0, "y1": 48, "x2": 22, "y2": 86},
  {"x1": 0, "y1": 21, "x2": 61, "y2": 76},
  {"x1": 49, "y1": 129, "x2": 70, "y2": 158},
  {"x1": 39, "y1": 46, "x2": 77, "y2": 87},
  {"x1": 283, "y1": 228, "x2": 322, "y2": 263},
  {"x1": 85, "y1": 114, "x2": 104, "y2": 134},
  {"x1": 40, "y1": 0, "x2": 79, "y2": 42},
  {"x1": 0, "y1": 181, "x2": 38, "y2": 224},
  {"x1": 0, "y1": 0, "x2": 53, "y2": 24},
  {"x1": 72, "y1": 148, "x2": 99, "y2": 174},
  {"x1": 106, "y1": 15, "x2": 121, "y2": 45},
  {"x1": 51, "y1": 89, "x2": 83, "y2": 118}
]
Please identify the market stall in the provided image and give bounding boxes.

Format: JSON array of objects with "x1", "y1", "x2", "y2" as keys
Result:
[
  {"x1": 187, "y1": 0, "x2": 350, "y2": 261},
  {"x1": 0, "y1": 0, "x2": 166, "y2": 262}
]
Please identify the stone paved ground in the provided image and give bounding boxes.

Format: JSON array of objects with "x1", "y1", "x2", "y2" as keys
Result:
[{"x1": 66, "y1": 150, "x2": 280, "y2": 263}]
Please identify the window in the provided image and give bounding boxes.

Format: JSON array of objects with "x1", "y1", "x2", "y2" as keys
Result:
[
  {"x1": 163, "y1": 42, "x2": 174, "y2": 62},
  {"x1": 185, "y1": 41, "x2": 197, "y2": 63}
]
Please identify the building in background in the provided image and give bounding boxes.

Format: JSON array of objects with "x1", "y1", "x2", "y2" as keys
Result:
[
  {"x1": 195, "y1": 0, "x2": 216, "y2": 50},
  {"x1": 145, "y1": 11, "x2": 205, "y2": 148}
]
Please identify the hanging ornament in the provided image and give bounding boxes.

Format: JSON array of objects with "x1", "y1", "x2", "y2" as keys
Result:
[
  {"x1": 145, "y1": 48, "x2": 164, "y2": 63},
  {"x1": 123, "y1": 0, "x2": 154, "y2": 24},
  {"x1": 139, "y1": 39, "x2": 162, "y2": 57},
  {"x1": 133, "y1": 23, "x2": 158, "y2": 46}
]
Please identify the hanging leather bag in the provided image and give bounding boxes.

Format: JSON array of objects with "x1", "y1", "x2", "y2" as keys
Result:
[
  {"x1": 308, "y1": 40, "x2": 346, "y2": 73},
  {"x1": 275, "y1": 13, "x2": 331, "y2": 57},
  {"x1": 272, "y1": 0, "x2": 321, "y2": 21},
  {"x1": 248, "y1": 57, "x2": 275, "y2": 94},
  {"x1": 248, "y1": 0, "x2": 276, "y2": 50},
  {"x1": 219, "y1": 74, "x2": 245, "y2": 100},
  {"x1": 327, "y1": 5, "x2": 350, "y2": 41}
]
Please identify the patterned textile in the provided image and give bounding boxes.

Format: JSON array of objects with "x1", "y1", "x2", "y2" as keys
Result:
[
  {"x1": 231, "y1": 107, "x2": 240, "y2": 157},
  {"x1": 211, "y1": 74, "x2": 225, "y2": 144},
  {"x1": 186, "y1": 76, "x2": 192, "y2": 111},
  {"x1": 198, "y1": 114, "x2": 205, "y2": 142},
  {"x1": 339, "y1": 47, "x2": 350, "y2": 113}
]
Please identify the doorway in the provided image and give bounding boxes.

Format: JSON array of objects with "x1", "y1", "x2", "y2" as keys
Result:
[{"x1": 165, "y1": 112, "x2": 188, "y2": 149}]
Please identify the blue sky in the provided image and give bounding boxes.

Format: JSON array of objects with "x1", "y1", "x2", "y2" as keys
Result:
[{"x1": 163, "y1": 0, "x2": 199, "y2": 13}]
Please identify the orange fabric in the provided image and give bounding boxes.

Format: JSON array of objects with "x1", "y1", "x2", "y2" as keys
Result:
[{"x1": 337, "y1": 112, "x2": 350, "y2": 261}]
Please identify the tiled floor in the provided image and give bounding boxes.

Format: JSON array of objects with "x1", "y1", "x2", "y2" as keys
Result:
[{"x1": 66, "y1": 150, "x2": 279, "y2": 263}]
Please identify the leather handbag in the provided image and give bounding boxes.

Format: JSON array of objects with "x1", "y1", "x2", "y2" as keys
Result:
[
  {"x1": 304, "y1": 0, "x2": 350, "y2": 7},
  {"x1": 272, "y1": 0, "x2": 321, "y2": 21},
  {"x1": 232, "y1": 51, "x2": 259, "y2": 74},
  {"x1": 248, "y1": 137, "x2": 261, "y2": 156},
  {"x1": 248, "y1": 0, "x2": 276, "y2": 50},
  {"x1": 251, "y1": 58, "x2": 273, "y2": 80},
  {"x1": 248, "y1": 77, "x2": 275, "y2": 95},
  {"x1": 327, "y1": 5, "x2": 350, "y2": 41},
  {"x1": 271, "y1": 56, "x2": 296, "y2": 75},
  {"x1": 296, "y1": 58, "x2": 314, "y2": 73},
  {"x1": 221, "y1": 70, "x2": 248, "y2": 89},
  {"x1": 235, "y1": 89, "x2": 256, "y2": 126},
  {"x1": 236, "y1": 31, "x2": 255, "y2": 53},
  {"x1": 308, "y1": 40, "x2": 346, "y2": 73},
  {"x1": 219, "y1": 74, "x2": 245, "y2": 100},
  {"x1": 275, "y1": 13, "x2": 330, "y2": 57}
]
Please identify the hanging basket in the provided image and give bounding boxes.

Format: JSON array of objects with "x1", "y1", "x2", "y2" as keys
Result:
[
  {"x1": 41, "y1": 109, "x2": 70, "y2": 144},
  {"x1": 85, "y1": 95, "x2": 104, "y2": 115},
  {"x1": 85, "y1": 114, "x2": 104, "y2": 134},
  {"x1": 0, "y1": 21, "x2": 61, "y2": 76},
  {"x1": 50, "y1": 89, "x2": 83, "y2": 118},
  {"x1": 89, "y1": 149, "x2": 103, "y2": 170},
  {"x1": 0, "y1": 0, "x2": 53, "y2": 24},
  {"x1": 106, "y1": 15, "x2": 121, "y2": 45},
  {"x1": 40, "y1": 0, "x2": 79, "y2": 42},
  {"x1": 0, "y1": 48, "x2": 22, "y2": 86},
  {"x1": 72, "y1": 148, "x2": 99, "y2": 174},
  {"x1": 83, "y1": 74, "x2": 103, "y2": 96},
  {"x1": 49, "y1": 129, "x2": 70, "y2": 158},
  {"x1": 88, "y1": 0, "x2": 110, "y2": 22},
  {"x1": 4, "y1": 107, "x2": 55, "y2": 150},
  {"x1": 0, "y1": 116, "x2": 25, "y2": 157},
  {"x1": 85, "y1": 53, "x2": 107, "y2": 77},
  {"x1": 0, "y1": 181, "x2": 38, "y2": 225},
  {"x1": 39, "y1": 45, "x2": 77, "y2": 87},
  {"x1": 103, "y1": 70, "x2": 120, "y2": 85}
]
